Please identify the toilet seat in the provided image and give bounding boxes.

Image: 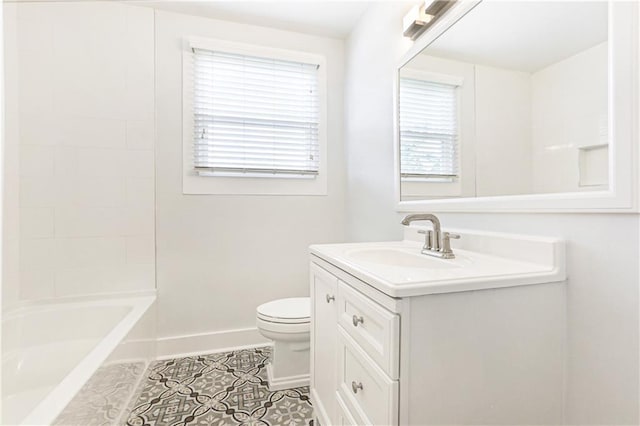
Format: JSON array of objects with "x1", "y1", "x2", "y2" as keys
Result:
[
  {"x1": 256, "y1": 316, "x2": 310, "y2": 334},
  {"x1": 256, "y1": 297, "x2": 310, "y2": 324}
]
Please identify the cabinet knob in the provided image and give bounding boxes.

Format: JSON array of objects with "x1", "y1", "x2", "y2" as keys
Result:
[
  {"x1": 325, "y1": 294, "x2": 335, "y2": 303},
  {"x1": 352, "y1": 315, "x2": 364, "y2": 327},
  {"x1": 351, "y1": 381, "x2": 363, "y2": 394}
]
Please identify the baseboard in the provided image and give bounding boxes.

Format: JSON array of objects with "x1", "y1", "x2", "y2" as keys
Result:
[
  {"x1": 156, "y1": 327, "x2": 271, "y2": 359},
  {"x1": 266, "y1": 364, "x2": 310, "y2": 391}
]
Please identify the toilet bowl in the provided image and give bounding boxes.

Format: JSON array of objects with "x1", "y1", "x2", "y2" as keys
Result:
[{"x1": 256, "y1": 297, "x2": 310, "y2": 391}]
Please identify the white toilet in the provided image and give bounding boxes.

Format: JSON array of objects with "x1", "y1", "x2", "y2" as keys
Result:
[{"x1": 256, "y1": 297, "x2": 311, "y2": 391}]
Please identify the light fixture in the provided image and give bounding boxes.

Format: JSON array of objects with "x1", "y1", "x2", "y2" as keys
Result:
[{"x1": 403, "y1": 0, "x2": 455, "y2": 41}]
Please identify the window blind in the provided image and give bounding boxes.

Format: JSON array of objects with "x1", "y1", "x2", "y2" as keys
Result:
[
  {"x1": 399, "y1": 77, "x2": 458, "y2": 179},
  {"x1": 190, "y1": 48, "x2": 320, "y2": 176}
]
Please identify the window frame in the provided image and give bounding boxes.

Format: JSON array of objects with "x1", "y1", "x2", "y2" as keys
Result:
[{"x1": 182, "y1": 37, "x2": 328, "y2": 195}]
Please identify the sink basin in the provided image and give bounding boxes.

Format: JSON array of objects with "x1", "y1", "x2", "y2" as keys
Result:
[{"x1": 345, "y1": 248, "x2": 462, "y2": 269}]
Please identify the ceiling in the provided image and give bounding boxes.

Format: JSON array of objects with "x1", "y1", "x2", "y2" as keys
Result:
[
  {"x1": 424, "y1": 1, "x2": 608, "y2": 73},
  {"x1": 134, "y1": 0, "x2": 373, "y2": 39}
]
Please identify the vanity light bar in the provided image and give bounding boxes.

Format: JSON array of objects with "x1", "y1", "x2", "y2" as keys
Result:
[
  {"x1": 403, "y1": 0, "x2": 456, "y2": 40},
  {"x1": 403, "y1": 4, "x2": 434, "y2": 39}
]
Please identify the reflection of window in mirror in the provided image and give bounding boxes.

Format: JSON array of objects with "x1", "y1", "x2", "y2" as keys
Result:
[
  {"x1": 398, "y1": 1, "x2": 609, "y2": 202},
  {"x1": 399, "y1": 71, "x2": 463, "y2": 199}
]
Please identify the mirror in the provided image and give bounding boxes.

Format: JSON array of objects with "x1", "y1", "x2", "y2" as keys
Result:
[{"x1": 398, "y1": 1, "x2": 608, "y2": 201}]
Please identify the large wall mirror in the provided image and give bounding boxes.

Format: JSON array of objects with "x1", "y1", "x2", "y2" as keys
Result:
[{"x1": 395, "y1": 1, "x2": 637, "y2": 212}]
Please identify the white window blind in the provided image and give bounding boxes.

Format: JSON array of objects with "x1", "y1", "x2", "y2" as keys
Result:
[
  {"x1": 191, "y1": 48, "x2": 320, "y2": 176},
  {"x1": 399, "y1": 77, "x2": 458, "y2": 179}
]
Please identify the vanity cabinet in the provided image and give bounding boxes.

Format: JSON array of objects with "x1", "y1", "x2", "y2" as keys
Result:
[{"x1": 309, "y1": 253, "x2": 565, "y2": 426}]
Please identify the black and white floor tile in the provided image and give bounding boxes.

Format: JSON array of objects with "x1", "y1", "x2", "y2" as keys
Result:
[{"x1": 125, "y1": 347, "x2": 313, "y2": 426}]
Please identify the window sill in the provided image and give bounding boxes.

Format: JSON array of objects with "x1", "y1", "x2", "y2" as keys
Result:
[
  {"x1": 197, "y1": 171, "x2": 317, "y2": 180},
  {"x1": 183, "y1": 171, "x2": 327, "y2": 195}
]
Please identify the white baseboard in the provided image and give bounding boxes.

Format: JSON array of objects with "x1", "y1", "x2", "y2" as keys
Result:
[
  {"x1": 156, "y1": 327, "x2": 271, "y2": 360},
  {"x1": 266, "y1": 364, "x2": 310, "y2": 391}
]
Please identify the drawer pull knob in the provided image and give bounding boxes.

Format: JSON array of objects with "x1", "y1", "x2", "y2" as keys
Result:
[
  {"x1": 351, "y1": 381, "x2": 363, "y2": 394},
  {"x1": 352, "y1": 315, "x2": 364, "y2": 327},
  {"x1": 326, "y1": 294, "x2": 335, "y2": 303}
]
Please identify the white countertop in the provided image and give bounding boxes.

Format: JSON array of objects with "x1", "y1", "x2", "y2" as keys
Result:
[{"x1": 310, "y1": 229, "x2": 566, "y2": 298}]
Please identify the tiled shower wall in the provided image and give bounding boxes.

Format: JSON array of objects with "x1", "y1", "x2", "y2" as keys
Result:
[{"x1": 3, "y1": 2, "x2": 155, "y2": 303}]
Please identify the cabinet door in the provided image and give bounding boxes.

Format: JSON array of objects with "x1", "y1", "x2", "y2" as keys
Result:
[{"x1": 310, "y1": 263, "x2": 339, "y2": 426}]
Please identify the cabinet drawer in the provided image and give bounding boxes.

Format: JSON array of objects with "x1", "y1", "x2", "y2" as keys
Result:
[
  {"x1": 338, "y1": 281, "x2": 400, "y2": 379},
  {"x1": 337, "y1": 327, "x2": 398, "y2": 426}
]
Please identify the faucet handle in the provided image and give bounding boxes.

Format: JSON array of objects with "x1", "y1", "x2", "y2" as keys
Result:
[
  {"x1": 441, "y1": 232, "x2": 461, "y2": 257},
  {"x1": 418, "y1": 229, "x2": 434, "y2": 250}
]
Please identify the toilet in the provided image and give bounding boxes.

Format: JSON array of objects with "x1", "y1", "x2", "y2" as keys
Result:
[{"x1": 256, "y1": 297, "x2": 311, "y2": 391}]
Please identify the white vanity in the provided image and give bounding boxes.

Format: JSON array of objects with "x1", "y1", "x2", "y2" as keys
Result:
[{"x1": 309, "y1": 226, "x2": 566, "y2": 425}]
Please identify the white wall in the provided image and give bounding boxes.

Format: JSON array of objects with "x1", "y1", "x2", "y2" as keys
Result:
[
  {"x1": 344, "y1": 3, "x2": 638, "y2": 424},
  {"x1": 3, "y1": 2, "x2": 156, "y2": 303},
  {"x1": 532, "y1": 42, "x2": 608, "y2": 193},
  {"x1": 3, "y1": 4, "x2": 19, "y2": 309},
  {"x1": 344, "y1": 2, "x2": 412, "y2": 242},
  {"x1": 154, "y1": 10, "x2": 345, "y2": 343}
]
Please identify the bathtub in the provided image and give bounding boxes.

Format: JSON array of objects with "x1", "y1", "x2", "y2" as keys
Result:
[{"x1": 2, "y1": 293, "x2": 156, "y2": 425}]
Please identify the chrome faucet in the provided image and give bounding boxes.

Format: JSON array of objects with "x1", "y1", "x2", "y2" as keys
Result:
[{"x1": 401, "y1": 213, "x2": 460, "y2": 259}]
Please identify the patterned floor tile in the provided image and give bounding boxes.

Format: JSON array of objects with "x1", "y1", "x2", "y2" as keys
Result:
[
  {"x1": 55, "y1": 361, "x2": 146, "y2": 426},
  {"x1": 124, "y1": 347, "x2": 313, "y2": 426}
]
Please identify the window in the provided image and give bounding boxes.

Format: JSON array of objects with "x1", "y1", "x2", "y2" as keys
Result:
[
  {"x1": 183, "y1": 38, "x2": 327, "y2": 195},
  {"x1": 399, "y1": 77, "x2": 459, "y2": 181}
]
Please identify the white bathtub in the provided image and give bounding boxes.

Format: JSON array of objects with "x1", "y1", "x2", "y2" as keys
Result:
[{"x1": 1, "y1": 293, "x2": 156, "y2": 425}]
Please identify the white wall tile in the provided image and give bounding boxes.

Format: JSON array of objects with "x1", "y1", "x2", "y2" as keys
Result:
[
  {"x1": 16, "y1": 4, "x2": 54, "y2": 53},
  {"x1": 18, "y1": 51, "x2": 54, "y2": 115},
  {"x1": 54, "y1": 207, "x2": 127, "y2": 238},
  {"x1": 126, "y1": 178, "x2": 154, "y2": 208},
  {"x1": 19, "y1": 113, "x2": 61, "y2": 146},
  {"x1": 76, "y1": 148, "x2": 126, "y2": 178},
  {"x1": 126, "y1": 236, "x2": 155, "y2": 264},
  {"x1": 54, "y1": 266, "x2": 108, "y2": 297},
  {"x1": 59, "y1": 117, "x2": 126, "y2": 149},
  {"x1": 10, "y1": 1, "x2": 156, "y2": 302},
  {"x1": 55, "y1": 237, "x2": 126, "y2": 269},
  {"x1": 51, "y1": 6, "x2": 128, "y2": 119},
  {"x1": 20, "y1": 238, "x2": 57, "y2": 269},
  {"x1": 75, "y1": 149, "x2": 154, "y2": 178},
  {"x1": 126, "y1": 120, "x2": 154, "y2": 150},
  {"x1": 20, "y1": 146, "x2": 55, "y2": 177},
  {"x1": 125, "y1": 150, "x2": 154, "y2": 178},
  {"x1": 20, "y1": 268, "x2": 55, "y2": 299},
  {"x1": 105, "y1": 263, "x2": 156, "y2": 292},
  {"x1": 20, "y1": 207, "x2": 54, "y2": 238},
  {"x1": 54, "y1": 146, "x2": 79, "y2": 177},
  {"x1": 55, "y1": 263, "x2": 155, "y2": 296},
  {"x1": 124, "y1": 6, "x2": 155, "y2": 121},
  {"x1": 20, "y1": 177, "x2": 57, "y2": 207},
  {"x1": 531, "y1": 43, "x2": 608, "y2": 193},
  {"x1": 125, "y1": 204, "x2": 155, "y2": 236},
  {"x1": 3, "y1": 3, "x2": 22, "y2": 310},
  {"x1": 56, "y1": 176, "x2": 127, "y2": 208}
]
